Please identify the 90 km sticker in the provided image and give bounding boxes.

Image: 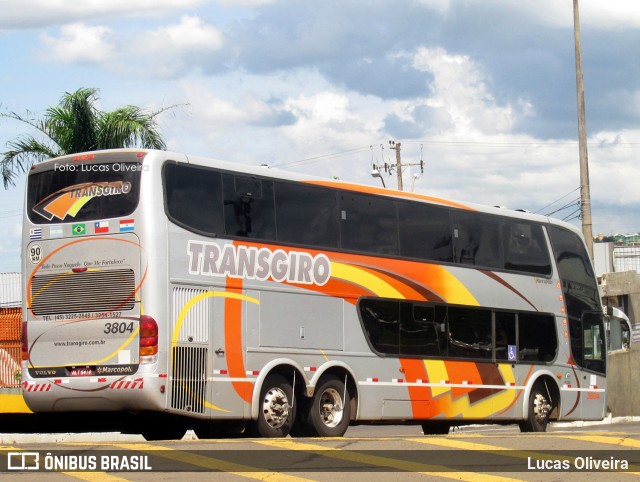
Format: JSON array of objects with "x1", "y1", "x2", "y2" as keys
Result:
[{"x1": 29, "y1": 244, "x2": 42, "y2": 264}]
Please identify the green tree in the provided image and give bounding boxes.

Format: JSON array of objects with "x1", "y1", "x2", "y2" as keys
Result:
[{"x1": 1, "y1": 87, "x2": 177, "y2": 188}]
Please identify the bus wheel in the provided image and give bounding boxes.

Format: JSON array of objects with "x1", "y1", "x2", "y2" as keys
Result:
[
  {"x1": 306, "y1": 375, "x2": 351, "y2": 437},
  {"x1": 255, "y1": 374, "x2": 296, "y2": 438},
  {"x1": 520, "y1": 384, "x2": 552, "y2": 433}
]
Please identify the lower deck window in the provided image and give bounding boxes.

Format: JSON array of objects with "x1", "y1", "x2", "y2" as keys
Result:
[{"x1": 358, "y1": 298, "x2": 557, "y2": 363}]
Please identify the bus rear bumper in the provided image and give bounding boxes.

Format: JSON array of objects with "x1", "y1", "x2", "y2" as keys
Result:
[{"x1": 21, "y1": 374, "x2": 167, "y2": 413}]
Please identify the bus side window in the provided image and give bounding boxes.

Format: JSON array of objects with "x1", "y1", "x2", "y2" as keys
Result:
[
  {"x1": 222, "y1": 174, "x2": 276, "y2": 240},
  {"x1": 400, "y1": 303, "x2": 442, "y2": 357},
  {"x1": 452, "y1": 212, "x2": 503, "y2": 269},
  {"x1": 340, "y1": 193, "x2": 399, "y2": 255},
  {"x1": 494, "y1": 311, "x2": 516, "y2": 362},
  {"x1": 447, "y1": 307, "x2": 492, "y2": 359},
  {"x1": 398, "y1": 203, "x2": 453, "y2": 262},
  {"x1": 504, "y1": 221, "x2": 551, "y2": 275},
  {"x1": 275, "y1": 182, "x2": 339, "y2": 248},
  {"x1": 164, "y1": 164, "x2": 224, "y2": 234},
  {"x1": 359, "y1": 299, "x2": 400, "y2": 355},
  {"x1": 518, "y1": 313, "x2": 557, "y2": 363}
]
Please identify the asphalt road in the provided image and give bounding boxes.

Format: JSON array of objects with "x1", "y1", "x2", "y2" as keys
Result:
[{"x1": 2, "y1": 419, "x2": 640, "y2": 481}]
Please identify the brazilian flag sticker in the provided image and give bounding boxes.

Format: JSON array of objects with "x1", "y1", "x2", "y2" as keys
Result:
[{"x1": 72, "y1": 223, "x2": 86, "y2": 236}]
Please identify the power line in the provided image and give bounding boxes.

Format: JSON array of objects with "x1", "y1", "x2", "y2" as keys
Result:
[
  {"x1": 547, "y1": 199, "x2": 581, "y2": 218},
  {"x1": 534, "y1": 187, "x2": 581, "y2": 214},
  {"x1": 271, "y1": 146, "x2": 372, "y2": 169},
  {"x1": 403, "y1": 139, "x2": 640, "y2": 148}
]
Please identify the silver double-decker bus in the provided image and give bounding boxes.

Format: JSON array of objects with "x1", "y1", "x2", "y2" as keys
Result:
[{"x1": 21, "y1": 149, "x2": 606, "y2": 439}]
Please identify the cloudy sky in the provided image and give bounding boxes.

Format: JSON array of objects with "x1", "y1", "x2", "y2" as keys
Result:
[{"x1": 1, "y1": 0, "x2": 639, "y2": 273}]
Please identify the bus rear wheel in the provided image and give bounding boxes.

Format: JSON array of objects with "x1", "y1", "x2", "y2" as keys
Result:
[
  {"x1": 296, "y1": 375, "x2": 351, "y2": 437},
  {"x1": 520, "y1": 384, "x2": 552, "y2": 433}
]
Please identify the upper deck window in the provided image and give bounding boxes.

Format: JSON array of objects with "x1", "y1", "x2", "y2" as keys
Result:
[{"x1": 163, "y1": 162, "x2": 554, "y2": 278}]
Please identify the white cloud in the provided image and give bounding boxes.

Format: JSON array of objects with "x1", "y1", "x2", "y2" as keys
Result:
[
  {"x1": 143, "y1": 15, "x2": 223, "y2": 53},
  {"x1": 0, "y1": 0, "x2": 206, "y2": 29},
  {"x1": 179, "y1": 80, "x2": 275, "y2": 127},
  {"x1": 410, "y1": 47, "x2": 516, "y2": 137},
  {"x1": 476, "y1": 0, "x2": 640, "y2": 29},
  {"x1": 39, "y1": 23, "x2": 115, "y2": 64},
  {"x1": 130, "y1": 16, "x2": 224, "y2": 77},
  {"x1": 282, "y1": 92, "x2": 381, "y2": 146},
  {"x1": 214, "y1": 0, "x2": 276, "y2": 6}
]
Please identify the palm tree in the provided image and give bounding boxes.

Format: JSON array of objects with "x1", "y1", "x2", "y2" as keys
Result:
[{"x1": 1, "y1": 87, "x2": 177, "y2": 188}]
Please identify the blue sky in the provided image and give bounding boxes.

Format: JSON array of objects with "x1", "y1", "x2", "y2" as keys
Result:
[{"x1": 1, "y1": 0, "x2": 639, "y2": 272}]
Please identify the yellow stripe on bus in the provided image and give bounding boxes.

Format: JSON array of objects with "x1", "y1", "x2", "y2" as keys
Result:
[
  {"x1": 171, "y1": 290, "x2": 260, "y2": 413},
  {"x1": 330, "y1": 262, "x2": 405, "y2": 299}
]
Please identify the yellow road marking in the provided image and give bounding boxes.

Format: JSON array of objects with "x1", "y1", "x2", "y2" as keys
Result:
[
  {"x1": 106, "y1": 443, "x2": 316, "y2": 482},
  {"x1": 556, "y1": 434, "x2": 640, "y2": 448},
  {"x1": 254, "y1": 438, "x2": 523, "y2": 481}
]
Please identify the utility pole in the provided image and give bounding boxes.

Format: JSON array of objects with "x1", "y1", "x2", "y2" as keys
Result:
[
  {"x1": 371, "y1": 140, "x2": 423, "y2": 191},
  {"x1": 390, "y1": 140, "x2": 403, "y2": 191},
  {"x1": 573, "y1": 0, "x2": 594, "y2": 258}
]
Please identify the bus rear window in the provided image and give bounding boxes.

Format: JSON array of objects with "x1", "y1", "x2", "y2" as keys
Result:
[{"x1": 27, "y1": 163, "x2": 142, "y2": 224}]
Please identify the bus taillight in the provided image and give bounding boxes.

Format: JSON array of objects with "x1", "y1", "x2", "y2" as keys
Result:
[
  {"x1": 139, "y1": 315, "x2": 158, "y2": 358},
  {"x1": 21, "y1": 322, "x2": 28, "y2": 361}
]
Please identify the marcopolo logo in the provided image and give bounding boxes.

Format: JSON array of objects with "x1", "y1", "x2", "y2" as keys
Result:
[{"x1": 187, "y1": 241, "x2": 331, "y2": 286}]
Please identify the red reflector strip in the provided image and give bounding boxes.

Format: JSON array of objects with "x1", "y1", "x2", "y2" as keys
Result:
[
  {"x1": 591, "y1": 385, "x2": 598, "y2": 390},
  {"x1": 213, "y1": 370, "x2": 228, "y2": 375},
  {"x1": 392, "y1": 378, "x2": 404, "y2": 383},
  {"x1": 246, "y1": 370, "x2": 260, "y2": 376},
  {"x1": 304, "y1": 367, "x2": 317, "y2": 372},
  {"x1": 367, "y1": 378, "x2": 379, "y2": 382},
  {"x1": 110, "y1": 380, "x2": 143, "y2": 389},
  {"x1": 22, "y1": 382, "x2": 51, "y2": 392},
  {"x1": 441, "y1": 380, "x2": 450, "y2": 384}
]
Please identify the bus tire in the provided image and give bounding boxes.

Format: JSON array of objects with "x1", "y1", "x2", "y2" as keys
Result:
[
  {"x1": 254, "y1": 373, "x2": 296, "y2": 438},
  {"x1": 520, "y1": 383, "x2": 552, "y2": 433},
  {"x1": 304, "y1": 375, "x2": 351, "y2": 437}
]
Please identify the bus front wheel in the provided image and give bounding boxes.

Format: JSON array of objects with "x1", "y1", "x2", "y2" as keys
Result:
[{"x1": 520, "y1": 383, "x2": 552, "y2": 433}]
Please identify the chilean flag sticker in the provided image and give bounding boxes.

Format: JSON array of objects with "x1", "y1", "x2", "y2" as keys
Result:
[
  {"x1": 119, "y1": 219, "x2": 135, "y2": 232},
  {"x1": 94, "y1": 221, "x2": 109, "y2": 234}
]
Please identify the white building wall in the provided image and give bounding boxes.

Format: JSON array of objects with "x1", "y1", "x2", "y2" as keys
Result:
[{"x1": 0, "y1": 273, "x2": 21, "y2": 308}]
